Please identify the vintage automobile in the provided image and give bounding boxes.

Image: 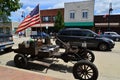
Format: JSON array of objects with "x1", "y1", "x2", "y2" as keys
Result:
[{"x1": 13, "y1": 33, "x2": 98, "y2": 80}]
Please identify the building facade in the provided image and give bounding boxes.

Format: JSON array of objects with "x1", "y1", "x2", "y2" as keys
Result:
[
  {"x1": 0, "y1": 22, "x2": 12, "y2": 34},
  {"x1": 94, "y1": 15, "x2": 120, "y2": 34},
  {"x1": 64, "y1": 0, "x2": 95, "y2": 28},
  {"x1": 31, "y1": 8, "x2": 64, "y2": 33}
]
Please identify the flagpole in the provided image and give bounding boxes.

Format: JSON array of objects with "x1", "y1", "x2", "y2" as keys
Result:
[
  {"x1": 16, "y1": 4, "x2": 41, "y2": 36},
  {"x1": 38, "y1": 4, "x2": 42, "y2": 33}
]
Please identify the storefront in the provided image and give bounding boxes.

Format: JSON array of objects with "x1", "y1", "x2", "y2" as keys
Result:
[{"x1": 64, "y1": 0, "x2": 95, "y2": 28}]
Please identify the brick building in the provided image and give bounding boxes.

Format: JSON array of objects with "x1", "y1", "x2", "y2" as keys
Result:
[
  {"x1": 31, "y1": 8, "x2": 64, "y2": 33},
  {"x1": 94, "y1": 15, "x2": 120, "y2": 34}
]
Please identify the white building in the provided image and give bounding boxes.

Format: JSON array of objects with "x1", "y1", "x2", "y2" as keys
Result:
[
  {"x1": 64, "y1": 0, "x2": 95, "y2": 28},
  {"x1": 12, "y1": 22, "x2": 31, "y2": 36},
  {"x1": 0, "y1": 22, "x2": 12, "y2": 34}
]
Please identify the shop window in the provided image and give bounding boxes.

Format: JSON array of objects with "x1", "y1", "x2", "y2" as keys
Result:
[
  {"x1": 42, "y1": 16, "x2": 51, "y2": 22},
  {"x1": 70, "y1": 10, "x2": 75, "y2": 19},
  {"x1": 82, "y1": 10, "x2": 88, "y2": 19},
  {"x1": 52, "y1": 16, "x2": 56, "y2": 22},
  {"x1": 0, "y1": 28, "x2": 3, "y2": 33},
  {"x1": 6, "y1": 27, "x2": 10, "y2": 34}
]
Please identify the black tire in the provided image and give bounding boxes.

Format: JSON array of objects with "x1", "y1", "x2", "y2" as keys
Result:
[
  {"x1": 98, "y1": 43, "x2": 108, "y2": 51},
  {"x1": 81, "y1": 50, "x2": 95, "y2": 63},
  {"x1": 73, "y1": 60, "x2": 98, "y2": 80},
  {"x1": 14, "y1": 54, "x2": 27, "y2": 68},
  {"x1": 116, "y1": 38, "x2": 119, "y2": 41}
]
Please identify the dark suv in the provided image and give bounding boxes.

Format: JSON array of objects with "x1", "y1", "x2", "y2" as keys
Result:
[{"x1": 56, "y1": 28, "x2": 115, "y2": 51}]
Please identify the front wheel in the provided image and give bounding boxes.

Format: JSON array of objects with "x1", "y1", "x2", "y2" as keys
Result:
[
  {"x1": 81, "y1": 50, "x2": 95, "y2": 63},
  {"x1": 116, "y1": 38, "x2": 119, "y2": 41},
  {"x1": 14, "y1": 54, "x2": 28, "y2": 68},
  {"x1": 73, "y1": 60, "x2": 98, "y2": 80},
  {"x1": 99, "y1": 43, "x2": 108, "y2": 51}
]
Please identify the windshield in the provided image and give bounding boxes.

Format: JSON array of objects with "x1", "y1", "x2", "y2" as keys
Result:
[
  {"x1": 110, "y1": 32, "x2": 118, "y2": 35},
  {"x1": 91, "y1": 31, "x2": 100, "y2": 37},
  {"x1": 104, "y1": 32, "x2": 119, "y2": 35}
]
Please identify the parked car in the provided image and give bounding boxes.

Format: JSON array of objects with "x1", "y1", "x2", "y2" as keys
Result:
[
  {"x1": 0, "y1": 33, "x2": 14, "y2": 52},
  {"x1": 56, "y1": 28, "x2": 115, "y2": 51},
  {"x1": 101, "y1": 32, "x2": 120, "y2": 41}
]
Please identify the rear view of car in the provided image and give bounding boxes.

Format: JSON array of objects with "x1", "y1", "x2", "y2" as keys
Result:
[{"x1": 56, "y1": 28, "x2": 115, "y2": 51}]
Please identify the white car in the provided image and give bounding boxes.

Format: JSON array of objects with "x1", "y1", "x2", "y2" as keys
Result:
[{"x1": 102, "y1": 32, "x2": 120, "y2": 41}]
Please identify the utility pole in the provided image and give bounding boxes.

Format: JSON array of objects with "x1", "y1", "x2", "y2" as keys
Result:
[
  {"x1": 108, "y1": 3, "x2": 113, "y2": 31},
  {"x1": 21, "y1": 11, "x2": 26, "y2": 37}
]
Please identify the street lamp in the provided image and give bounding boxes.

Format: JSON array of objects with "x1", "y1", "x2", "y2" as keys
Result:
[
  {"x1": 108, "y1": 3, "x2": 113, "y2": 31},
  {"x1": 21, "y1": 11, "x2": 25, "y2": 19},
  {"x1": 21, "y1": 11, "x2": 26, "y2": 37}
]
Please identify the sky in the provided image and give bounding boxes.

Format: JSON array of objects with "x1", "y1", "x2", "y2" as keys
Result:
[{"x1": 10, "y1": 0, "x2": 120, "y2": 22}]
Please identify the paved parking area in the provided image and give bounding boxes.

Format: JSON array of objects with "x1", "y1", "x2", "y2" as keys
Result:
[{"x1": 0, "y1": 36, "x2": 120, "y2": 80}]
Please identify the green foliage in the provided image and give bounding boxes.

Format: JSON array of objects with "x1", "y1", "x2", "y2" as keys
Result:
[
  {"x1": 54, "y1": 10, "x2": 64, "y2": 32},
  {"x1": 0, "y1": 0, "x2": 22, "y2": 22}
]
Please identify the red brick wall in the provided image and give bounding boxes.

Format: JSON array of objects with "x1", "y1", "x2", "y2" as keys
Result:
[{"x1": 40, "y1": 8, "x2": 64, "y2": 23}]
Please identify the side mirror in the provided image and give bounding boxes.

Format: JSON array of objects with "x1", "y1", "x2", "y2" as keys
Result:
[{"x1": 94, "y1": 34, "x2": 98, "y2": 38}]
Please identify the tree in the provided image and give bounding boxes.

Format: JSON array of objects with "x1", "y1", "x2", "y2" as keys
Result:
[
  {"x1": 54, "y1": 10, "x2": 64, "y2": 32},
  {"x1": 0, "y1": 0, "x2": 22, "y2": 22}
]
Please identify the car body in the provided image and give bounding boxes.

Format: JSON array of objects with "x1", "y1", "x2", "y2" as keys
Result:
[
  {"x1": 101, "y1": 32, "x2": 120, "y2": 41},
  {"x1": 0, "y1": 33, "x2": 14, "y2": 52},
  {"x1": 56, "y1": 28, "x2": 115, "y2": 51}
]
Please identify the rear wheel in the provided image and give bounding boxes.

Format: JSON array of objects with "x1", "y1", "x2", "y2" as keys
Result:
[
  {"x1": 81, "y1": 50, "x2": 95, "y2": 63},
  {"x1": 99, "y1": 43, "x2": 108, "y2": 51},
  {"x1": 73, "y1": 60, "x2": 98, "y2": 80},
  {"x1": 14, "y1": 54, "x2": 27, "y2": 68}
]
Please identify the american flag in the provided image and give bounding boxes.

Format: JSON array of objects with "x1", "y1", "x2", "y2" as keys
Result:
[{"x1": 16, "y1": 4, "x2": 41, "y2": 33}]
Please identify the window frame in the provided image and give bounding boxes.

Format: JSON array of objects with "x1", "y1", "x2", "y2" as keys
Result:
[
  {"x1": 42, "y1": 16, "x2": 51, "y2": 22},
  {"x1": 82, "y1": 10, "x2": 88, "y2": 19},
  {"x1": 0, "y1": 28, "x2": 3, "y2": 33},
  {"x1": 70, "y1": 10, "x2": 75, "y2": 19}
]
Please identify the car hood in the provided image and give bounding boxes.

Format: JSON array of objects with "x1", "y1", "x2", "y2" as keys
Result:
[
  {"x1": 97, "y1": 35, "x2": 113, "y2": 41},
  {"x1": 112, "y1": 35, "x2": 120, "y2": 37}
]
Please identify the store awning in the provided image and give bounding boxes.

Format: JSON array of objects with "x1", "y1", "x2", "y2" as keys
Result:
[{"x1": 65, "y1": 22, "x2": 94, "y2": 28}]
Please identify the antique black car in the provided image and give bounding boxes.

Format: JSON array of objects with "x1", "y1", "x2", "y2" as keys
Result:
[{"x1": 13, "y1": 33, "x2": 98, "y2": 80}]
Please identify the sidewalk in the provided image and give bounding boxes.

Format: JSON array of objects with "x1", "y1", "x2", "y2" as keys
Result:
[{"x1": 0, "y1": 65, "x2": 63, "y2": 80}]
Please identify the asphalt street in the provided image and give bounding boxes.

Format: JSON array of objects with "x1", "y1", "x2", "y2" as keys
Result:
[{"x1": 0, "y1": 36, "x2": 120, "y2": 80}]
